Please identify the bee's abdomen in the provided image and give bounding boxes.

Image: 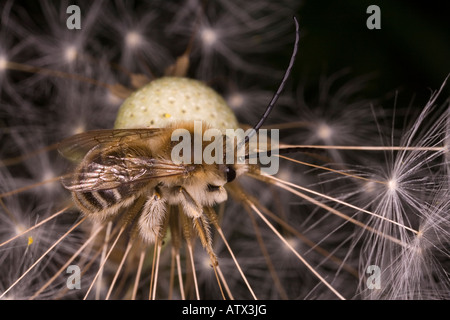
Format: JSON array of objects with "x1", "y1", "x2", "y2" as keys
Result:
[{"x1": 72, "y1": 187, "x2": 137, "y2": 219}]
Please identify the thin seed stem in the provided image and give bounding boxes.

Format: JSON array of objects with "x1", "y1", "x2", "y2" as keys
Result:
[
  {"x1": 0, "y1": 174, "x2": 71, "y2": 199},
  {"x1": 30, "y1": 223, "x2": 104, "y2": 300},
  {"x1": 0, "y1": 142, "x2": 60, "y2": 167},
  {"x1": 186, "y1": 241, "x2": 200, "y2": 300},
  {"x1": 0, "y1": 217, "x2": 87, "y2": 299},
  {"x1": 105, "y1": 240, "x2": 134, "y2": 300},
  {"x1": 247, "y1": 201, "x2": 345, "y2": 300},
  {"x1": 151, "y1": 239, "x2": 163, "y2": 300},
  {"x1": 0, "y1": 205, "x2": 70, "y2": 248},
  {"x1": 96, "y1": 222, "x2": 112, "y2": 300},
  {"x1": 245, "y1": 193, "x2": 359, "y2": 278},
  {"x1": 254, "y1": 173, "x2": 419, "y2": 235},
  {"x1": 5, "y1": 61, "x2": 110, "y2": 89},
  {"x1": 279, "y1": 144, "x2": 445, "y2": 152},
  {"x1": 246, "y1": 205, "x2": 289, "y2": 299},
  {"x1": 216, "y1": 266, "x2": 234, "y2": 300},
  {"x1": 83, "y1": 226, "x2": 126, "y2": 300},
  {"x1": 257, "y1": 175, "x2": 407, "y2": 247},
  {"x1": 208, "y1": 217, "x2": 257, "y2": 300},
  {"x1": 149, "y1": 241, "x2": 158, "y2": 300},
  {"x1": 175, "y1": 250, "x2": 185, "y2": 300},
  {"x1": 278, "y1": 154, "x2": 386, "y2": 185},
  {"x1": 168, "y1": 248, "x2": 176, "y2": 300},
  {"x1": 132, "y1": 247, "x2": 147, "y2": 300}
]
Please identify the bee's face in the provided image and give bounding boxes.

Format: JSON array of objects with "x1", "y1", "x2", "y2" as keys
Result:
[
  {"x1": 163, "y1": 165, "x2": 226, "y2": 208},
  {"x1": 163, "y1": 163, "x2": 238, "y2": 209}
]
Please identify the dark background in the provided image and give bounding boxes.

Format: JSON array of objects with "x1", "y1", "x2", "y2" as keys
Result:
[
  {"x1": 4, "y1": 0, "x2": 450, "y2": 109},
  {"x1": 294, "y1": 0, "x2": 450, "y2": 106}
]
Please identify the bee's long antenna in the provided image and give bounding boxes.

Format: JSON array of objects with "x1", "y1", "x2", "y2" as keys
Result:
[{"x1": 241, "y1": 16, "x2": 300, "y2": 148}]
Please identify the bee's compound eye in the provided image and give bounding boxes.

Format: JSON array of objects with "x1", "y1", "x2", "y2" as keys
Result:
[{"x1": 225, "y1": 166, "x2": 236, "y2": 183}]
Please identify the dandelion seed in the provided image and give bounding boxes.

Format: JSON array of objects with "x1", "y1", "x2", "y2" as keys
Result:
[
  {"x1": 227, "y1": 92, "x2": 245, "y2": 109},
  {"x1": 387, "y1": 178, "x2": 398, "y2": 193},
  {"x1": 63, "y1": 45, "x2": 78, "y2": 64},
  {"x1": 0, "y1": 55, "x2": 7, "y2": 71},
  {"x1": 200, "y1": 27, "x2": 219, "y2": 48},
  {"x1": 317, "y1": 123, "x2": 333, "y2": 141},
  {"x1": 125, "y1": 31, "x2": 144, "y2": 49},
  {"x1": 282, "y1": 237, "x2": 300, "y2": 255},
  {"x1": 1, "y1": 1, "x2": 448, "y2": 302}
]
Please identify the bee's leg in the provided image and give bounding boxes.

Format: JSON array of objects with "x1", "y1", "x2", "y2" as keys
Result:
[
  {"x1": 175, "y1": 187, "x2": 216, "y2": 263},
  {"x1": 177, "y1": 186, "x2": 203, "y2": 219},
  {"x1": 178, "y1": 192, "x2": 227, "y2": 299},
  {"x1": 126, "y1": 188, "x2": 170, "y2": 299},
  {"x1": 179, "y1": 210, "x2": 200, "y2": 299},
  {"x1": 191, "y1": 212, "x2": 227, "y2": 299},
  {"x1": 116, "y1": 195, "x2": 146, "y2": 233},
  {"x1": 174, "y1": 187, "x2": 216, "y2": 263},
  {"x1": 176, "y1": 186, "x2": 227, "y2": 297},
  {"x1": 135, "y1": 189, "x2": 167, "y2": 244},
  {"x1": 193, "y1": 215, "x2": 218, "y2": 267}
]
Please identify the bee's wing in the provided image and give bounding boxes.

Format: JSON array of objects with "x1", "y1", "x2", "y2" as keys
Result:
[
  {"x1": 61, "y1": 156, "x2": 190, "y2": 193},
  {"x1": 58, "y1": 128, "x2": 165, "y2": 162}
]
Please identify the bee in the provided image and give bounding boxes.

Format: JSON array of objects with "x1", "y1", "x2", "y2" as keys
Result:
[
  {"x1": 58, "y1": 18, "x2": 299, "y2": 263},
  {"x1": 58, "y1": 122, "x2": 248, "y2": 245}
]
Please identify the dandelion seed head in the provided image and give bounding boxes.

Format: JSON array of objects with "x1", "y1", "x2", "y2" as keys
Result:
[
  {"x1": 387, "y1": 178, "x2": 398, "y2": 193},
  {"x1": 363, "y1": 180, "x2": 377, "y2": 194},
  {"x1": 40, "y1": 169, "x2": 58, "y2": 192},
  {"x1": 443, "y1": 140, "x2": 449, "y2": 158},
  {"x1": 63, "y1": 45, "x2": 77, "y2": 64},
  {"x1": 114, "y1": 77, "x2": 239, "y2": 131},
  {"x1": 0, "y1": 55, "x2": 7, "y2": 72},
  {"x1": 283, "y1": 237, "x2": 300, "y2": 254},
  {"x1": 200, "y1": 253, "x2": 213, "y2": 271},
  {"x1": 125, "y1": 31, "x2": 143, "y2": 49},
  {"x1": 0, "y1": 293, "x2": 17, "y2": 300},
  {"x1": 227, "y1": 92, "x2": 245, "y2": 109},
  {"x1": 71, "y1": 123, "x2": 87, "y2": 136},
  {"x1": 106, "y1": 91, "x2": 123, "y2": 106},
  {"x1": 200, "y1": 27, "x2": 219, "y2": 48},
  {"x1": 316, "y1": 122, "x2": 333, "y2": 141},
  {"x1": 13, "y1": 223, "x2": 27, "y2": 237},
  {"x1": 276, "y1": 168, "x2": 294, "y2": 183}
]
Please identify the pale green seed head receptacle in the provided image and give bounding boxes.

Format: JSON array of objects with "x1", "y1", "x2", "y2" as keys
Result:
[{"x1": 114, "y1": 77, "x2": 239, "y2": 131}]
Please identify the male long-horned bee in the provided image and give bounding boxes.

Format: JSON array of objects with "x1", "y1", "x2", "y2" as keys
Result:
[
  {"x1": 58, "y1": 17, "x2": 299, "y2": 265},
  {"x1": 58, "y1": 122, "x2": 249, "y2": 244}
]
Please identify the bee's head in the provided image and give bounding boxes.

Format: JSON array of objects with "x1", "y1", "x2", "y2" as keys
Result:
[{"x1": 176, "y1": 162, "x2": 249, "y2": 210}]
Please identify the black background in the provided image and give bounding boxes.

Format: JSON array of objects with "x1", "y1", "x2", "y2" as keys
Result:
[{"x1": 295, "y1": 0, "x2": 450, "y2": 106}]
